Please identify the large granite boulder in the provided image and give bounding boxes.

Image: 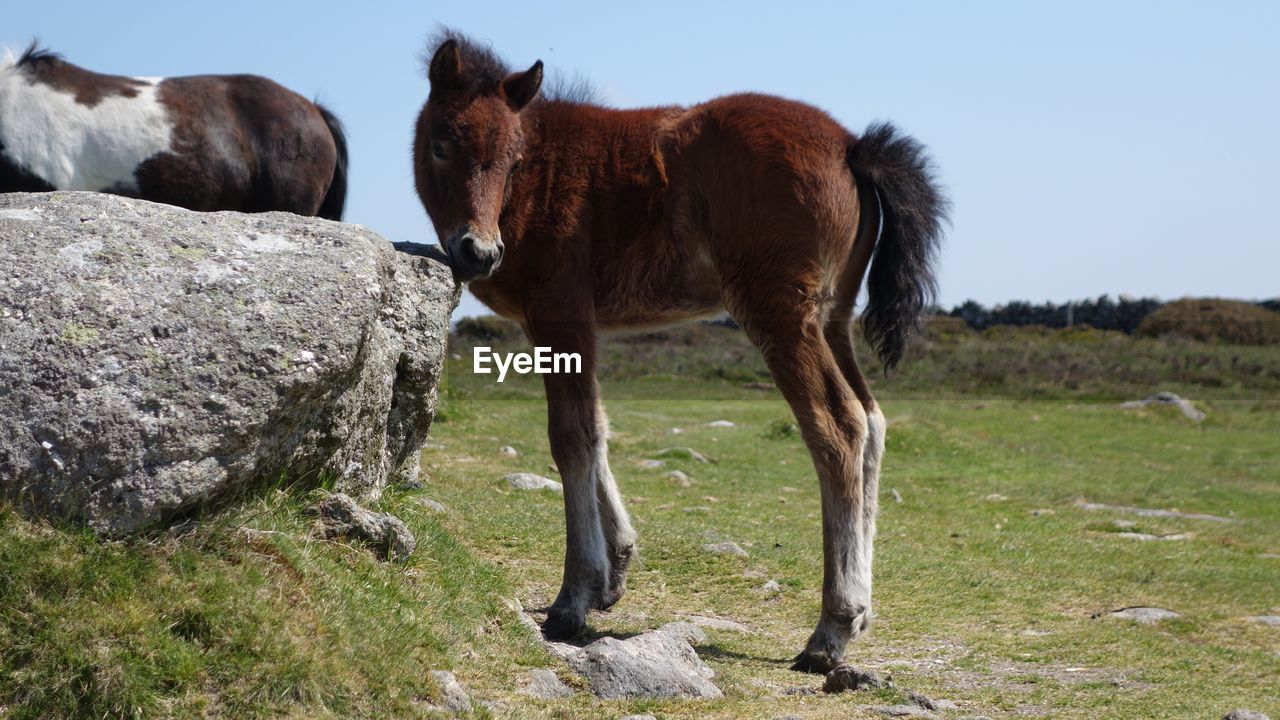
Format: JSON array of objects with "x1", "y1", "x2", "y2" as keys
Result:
[{"x1": 0, "y1": 192, "x2": 459, "y2": 535}]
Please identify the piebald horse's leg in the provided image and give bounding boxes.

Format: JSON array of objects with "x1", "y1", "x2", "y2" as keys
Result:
[
  {"x1": 733, "y1": 297, "x2": 870, "y2": 673},
  {"x1": 526, "y1": 316, "x2": 633, "y2": 638}
]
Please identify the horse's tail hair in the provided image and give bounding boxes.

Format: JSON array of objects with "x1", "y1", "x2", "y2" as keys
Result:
[
  {"x1": 846, "y1": 122, "x2": 949, "y2": 371},
  {"x1": 315, "y1": 103, "x2": 348, "y2": 221}
]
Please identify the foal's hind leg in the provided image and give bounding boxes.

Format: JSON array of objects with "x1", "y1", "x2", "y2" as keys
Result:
[
  {"x1": 825, "y1": 312, "x2": 884, "y2": 638},
  {"x1": 732, "y1": 295, "x2": 871, "y2": 673}
]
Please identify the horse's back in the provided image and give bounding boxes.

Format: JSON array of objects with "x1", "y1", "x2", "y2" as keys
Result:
[
  {"x1": 0, "y1": 51, "x2": 340, "y2": 216},
  {"x1": 133, "y1": 74, "x2": 336, "y2": 214},
  {"x1": 673, "y1": 93, "x2": 855, "y2": 203},
  {"x1": 669, "y1": 93, "x2": 862, "y2": 279},
  {"x1": 0, "y1": 54, "x2": 172, "y2": 194}
]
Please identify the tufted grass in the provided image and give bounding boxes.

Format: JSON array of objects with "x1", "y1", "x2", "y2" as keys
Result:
[
  {"x1": 1, "y1": 323, "x2": 1278, "y2": 718},
  {"x1": 0, "y1": 485, "x2": 543, "y2": 719}
]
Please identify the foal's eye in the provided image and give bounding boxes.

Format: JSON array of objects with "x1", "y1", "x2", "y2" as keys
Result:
[
  {"x1": 509, "y1": 158, "x2": 522, "y2": 177},
  {"x1": 431, "y1": 142, "x2": 447, "y2": 161}
]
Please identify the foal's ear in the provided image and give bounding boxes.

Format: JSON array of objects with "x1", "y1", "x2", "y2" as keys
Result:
[
  {"x1": 502, "y1": 60, "x2": 543, "y2": 111},
  {"x1": 429, "y1": 39, "x2": 462, "y2": 90}
]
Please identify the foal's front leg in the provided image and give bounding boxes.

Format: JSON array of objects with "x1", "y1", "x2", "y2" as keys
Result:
[
  {"x1": 529, "y1": 321, "x2": 633, "y2": 638},
  {"x1": 592, "y1": 399, "x2": 638, "y2": 608}
]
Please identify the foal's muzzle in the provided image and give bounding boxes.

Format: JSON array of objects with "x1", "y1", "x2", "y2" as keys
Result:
[{"x1": 445, "y1": 229, "x2": 504, "y2": 281}]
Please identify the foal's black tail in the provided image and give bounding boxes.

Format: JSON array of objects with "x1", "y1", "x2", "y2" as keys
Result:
[
  {"x1": 315, "y1": 103, "x2": 349, "y2": 221},
  {"x1": 846, "y1": 122, "x2": 949, "y2": 371}
]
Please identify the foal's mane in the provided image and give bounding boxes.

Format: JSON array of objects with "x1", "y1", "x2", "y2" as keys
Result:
[{"x1": 424, "y1": 29, "x2": 601, "y2": 106}]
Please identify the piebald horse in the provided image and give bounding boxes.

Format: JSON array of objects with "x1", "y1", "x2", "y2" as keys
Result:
[
  {"x1": 414, "y1": 32, "x2": 946, "y2": 672},
  {"x1": 0, "y1": 44, "x2": 347, "y2": 219}
]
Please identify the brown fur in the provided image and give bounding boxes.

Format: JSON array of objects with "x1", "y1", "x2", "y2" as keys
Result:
[
  {"x1": 17, "y1": 50, "x2": 144, "y2": 107},
  {"x1": 414, "y1": 34, "x2": 943, "y2": 672},
  {"x1": 136, "y1": 75, "x2": 337, "y2": 215}
]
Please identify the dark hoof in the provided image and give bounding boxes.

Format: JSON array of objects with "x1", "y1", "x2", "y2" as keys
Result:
[
  {"x1": 791, "y1": 650, "x2": 840, "y2": 674},
  {"x1": 541, "y1": 609, "x2": 585, "y2": 641}
]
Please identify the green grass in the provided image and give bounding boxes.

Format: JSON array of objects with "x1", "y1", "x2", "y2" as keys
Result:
[
  {"x1": 2, "y1": 324, "x2": 1278, "y2": 718},
  {"x1": 0, "y1": 487, "x2": 544, "y2": 719},
  {"x1": 417, "y1": 390, "x2": 1279, "y2": 719}
]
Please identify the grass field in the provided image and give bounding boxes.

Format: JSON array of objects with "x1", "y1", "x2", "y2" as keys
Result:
[{"x1": 2, "y1": 323, "x2": 1278, "y2": 718}]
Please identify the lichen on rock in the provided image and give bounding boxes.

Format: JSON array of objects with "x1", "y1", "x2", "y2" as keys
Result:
[{"x1": 0, "y1": 192, "x2": 459, "y2": 535}]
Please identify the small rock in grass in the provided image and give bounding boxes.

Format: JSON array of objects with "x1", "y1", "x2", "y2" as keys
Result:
[
  {"x1": 984, "y1": 493, "x2": 1008, "y2": 502},
  {"x1": 505, "y1": 597, "x2": 543, "y2": 636},
  {"x1": 665, "y1": 470, "x2": 692, "y2": 487},
  {"x1": 500, "y1": 445, "x2": 519, "y2": 457},
  {"x1": 857, "y1": 705, "x2": 938, "y2": 718},
  {"x1": 1031, "y1": 508, "x2": 1054, "y2": 516},
  {"x1": 429, "y1": 670, "x2": 472, "y2": 713},
  {"x1": 822, "y1": 664, "x2": 887, "y2": 693},
  {"x1": 702, "y1": 540, "x2": 748, "y2": 557},
  {"x1": 907, "y1": 690, "x2": 938, "y2": 710},
  {"x1": 566, "y1": 626, "x2": 721, "y2": 698},
  {"x1": 1077, "y1": 499, "x2": 1233, "y2": 523},
  {"x1": 708, "y1": 420, "x2": 736, "y2": 428},
  {"x1": 416, "y1": 497, "x2": 447, "y2": 513},
  {"x1": 759, "y1": 579, "x2": 783, "y2": 595},
  {"x1": 908, "y1": 690, "x2": 959, "y2": 711},
  {"x1": 1245, "y1": 615, "x2": 1280, "y2": 626},
  {"x1": 890, "y1": 488, "x2": 904, "y2": 503},
  {"x1": 684, "y1": 615, "x2": 752, "y2": 633},
  {"x1": 657, "y1": 621, "x2": 707, "y2": 645},
  {"x1": 670, "y1": 427, "x2": 683, "y2": 434},
  {"x1": 1223, "y1": 711, "x2": 1271, "y2": 720},
  {"x1": 657, "y1": 446, "x2": 711, "y2": 463},
  {"x1": 1114, "y1": 532, "x2": 1188, "y2": 541},
  {"x1": 1113, "y1": 519, "x2": 1138, "y2": 529},
  {"x1": 637, "y1": 459, "x2": 665, "y2": 470},
  {"x1": 311, "y1": 492, "x2": 415, "y2": 562},
  {"x1": 505, "y1": 472, "x2": 563, "y2": 492},
  {"x1": 1120, "y1": 391, "x2": 1205, "y2": 422},
  {"x1": 1105, "y1": 606, "x2": 1181, "y2": 623},
  {"x1": 520, "y1": 668, "x2": 574, "y2": 699}
]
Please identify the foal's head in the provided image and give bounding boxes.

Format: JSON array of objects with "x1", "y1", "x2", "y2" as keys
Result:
[{"x1": 414, "y1": 36, "x2": 542, "y2": 281}]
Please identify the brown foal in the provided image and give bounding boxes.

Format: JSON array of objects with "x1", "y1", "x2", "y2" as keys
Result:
[{"x1": 413, "y1": 31, "x2": 947, "y2": 672}]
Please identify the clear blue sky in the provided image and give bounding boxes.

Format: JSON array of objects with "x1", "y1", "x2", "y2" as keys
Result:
[{"x1": 7, "y1": 1, "x2": 1277, "y2": 318}]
